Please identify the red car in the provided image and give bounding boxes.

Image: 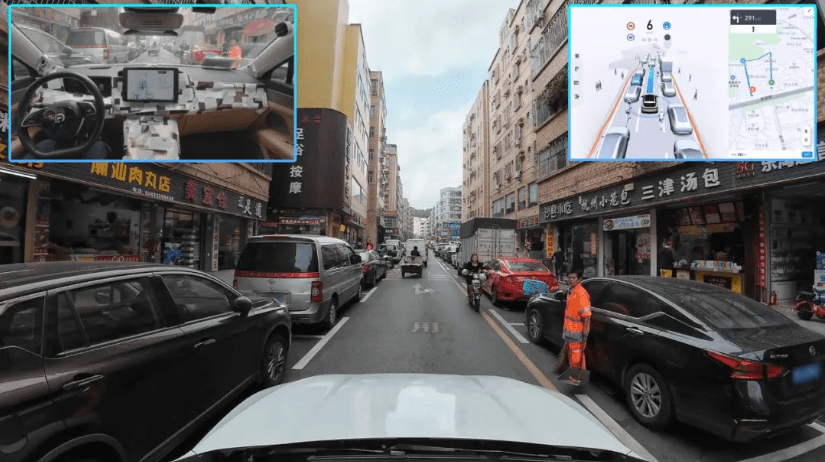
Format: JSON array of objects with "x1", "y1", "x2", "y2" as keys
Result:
[
  {"x1": 190, "y1": 46, "x2": 222, "y2": 64},
  {"x1": 482, "y1": 257, "x2": 559, "y2": 306}
]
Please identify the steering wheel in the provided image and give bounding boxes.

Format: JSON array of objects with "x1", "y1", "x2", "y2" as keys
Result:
[{"x1": 17, "y1": 71, "x2": 106, "y2": 159}]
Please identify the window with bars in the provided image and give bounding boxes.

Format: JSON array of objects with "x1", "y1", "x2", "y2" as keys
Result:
[
  {"x1": 529, "y1": 183, "x2": 539, "y2": 206},
  {"x1": 518, "y1": 187, "x2": 528, "y2": 210},
  {"x1": 493, "y1": 199, "x2": 505, "y2": 218},
  {"x1": 537, "y1": 134, "x2": 568, "y2": 180},
  {"x1": 505, "y1": 194, "x2": 516, "y2": 214}
]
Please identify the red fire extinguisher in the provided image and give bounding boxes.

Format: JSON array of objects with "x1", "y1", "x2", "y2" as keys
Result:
[{"x1": 770, "y1": 291, "x2": 777, "y2": 306}]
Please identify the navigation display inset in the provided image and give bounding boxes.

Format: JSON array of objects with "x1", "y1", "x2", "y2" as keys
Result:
[
  {"x1": 122, "y1": 68, "x2": 179, "y2": 103},
  {"x1": 568, "y1": 5, "x2": 817, "y2": 161}
]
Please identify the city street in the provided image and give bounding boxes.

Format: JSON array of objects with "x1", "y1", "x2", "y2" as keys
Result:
[{"x1": 175, "y1": 254, "x2": 825, "y2": 462}]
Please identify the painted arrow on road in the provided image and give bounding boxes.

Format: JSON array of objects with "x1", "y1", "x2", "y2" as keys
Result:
[{"x1": 413, "y1": 284, "x2": 434, "y2": 295}]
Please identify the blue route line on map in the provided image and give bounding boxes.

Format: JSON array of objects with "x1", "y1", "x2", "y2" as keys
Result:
[{"x1": 743, "y1": 52, "x2": 773, "y2": 96}]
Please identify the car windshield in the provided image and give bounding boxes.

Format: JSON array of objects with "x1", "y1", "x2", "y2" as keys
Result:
[
  {"x1": 506, "y1": 261, "x2": 549, "y2": 272},
  {"x1": 358, "y1": 251, "x2": 371, "y2": 261},
  {"x1": 15, "y1": 6, "x2": 294, "y2": 68},
  {"x1": 662, "y1": 289, "x2": 794, "y2": 329},
  {"x1": 236, "y1": 242, "x2": 318, "y2": 273}
]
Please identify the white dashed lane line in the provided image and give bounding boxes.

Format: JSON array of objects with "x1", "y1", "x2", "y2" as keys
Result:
[
  {"x1": 291, "y1": 317, "x2": 349, "y2": 370},
  {"x1": 488, "y1": 309, "x2": 529, "y2": 344},
  {"x1": 361, "y1": 286, "x2": 378, "y2": 302}
]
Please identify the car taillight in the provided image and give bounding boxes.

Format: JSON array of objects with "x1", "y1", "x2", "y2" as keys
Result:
[
  {"x1": 311, "y1": 281, "x2": 323, "y2": 303},
  {"x1": 707, "y1": 351, "x2": 785, "y2": 380},
  {"x1": 362, "y1": 264, "x2": 370, "y2": 274}
]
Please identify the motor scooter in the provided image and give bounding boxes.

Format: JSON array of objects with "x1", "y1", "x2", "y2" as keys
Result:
[
  {"x1": 795, "y1": 285, "x2": 825, "y2": 320},
  {"x1": 461, "y1": 269, "x2": 486, "y2": 312}
]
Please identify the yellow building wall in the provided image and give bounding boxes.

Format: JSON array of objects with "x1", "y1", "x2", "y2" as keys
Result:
[{"x1": 292, "y1": 0, "x2": 349, "y2": 110}]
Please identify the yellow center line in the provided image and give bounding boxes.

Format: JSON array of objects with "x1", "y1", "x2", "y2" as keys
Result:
[{"x1": 449, "y1": 275, "x2": 557, "y2": 391}]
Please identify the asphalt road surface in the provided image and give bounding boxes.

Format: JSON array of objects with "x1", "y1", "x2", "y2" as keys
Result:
[{"x1": 169, "y1": 255, "x2": 825, "y2": 462}]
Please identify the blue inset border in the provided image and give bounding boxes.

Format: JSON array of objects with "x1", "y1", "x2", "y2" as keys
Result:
[
  {"x1": 7, "y1": 3, "x2": 298, "y2": 163},
  {"x1": 567, "y1": 3, "x2": 818, "y2": 163}
]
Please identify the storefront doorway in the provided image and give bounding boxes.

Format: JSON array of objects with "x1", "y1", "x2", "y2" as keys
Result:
[
  {"x1": 163, "y1": 209, "x2": 203, "y2": 269},
  {"x1": 605, "y1": 230, "x2": 651, "y2": 276}
]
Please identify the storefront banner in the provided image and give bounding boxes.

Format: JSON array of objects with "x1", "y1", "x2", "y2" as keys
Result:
[
  {"x1": 9, "y1": 162, "x2": 265, "y2": 219},
  {"x1": 540, "y1": 157, "x2": 825, "y2": 224},
  {"x1": 678, "y1": 223, "x2": 737, "y2": 236},
  {"x1": 758, "y1": 204, "x2": 767, "y2": 287},
  {"x1": 442, "y1": 222, "x2": 460, "y2": 237},
  {"x1": 545, "y1": 229, "x2": 555, "y2": 258},
  {"x1": 270, "y1": 108, "x2": 347, "y2": 210},
  {"x1": 603, "y1": 214, "x2": 650, "y2": 231}
]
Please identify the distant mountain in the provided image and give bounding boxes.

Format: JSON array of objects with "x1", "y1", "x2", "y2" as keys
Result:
[{"x1": 410, "y1": 207, "x2": 432, "y2": 219}]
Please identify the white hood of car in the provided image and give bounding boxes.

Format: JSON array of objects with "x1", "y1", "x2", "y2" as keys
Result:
[{"x1": 185, "y1": 374, "x2": 637, "y2": 458}]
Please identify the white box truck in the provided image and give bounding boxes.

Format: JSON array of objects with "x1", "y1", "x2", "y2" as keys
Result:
[{"x1": 455, "y1": 218, "x2": 517, "y2": 271}]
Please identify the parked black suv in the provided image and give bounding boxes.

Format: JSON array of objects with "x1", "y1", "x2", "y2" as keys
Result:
[{"x1": 0, "y1": 262, "x2": 291, "y2": 462}]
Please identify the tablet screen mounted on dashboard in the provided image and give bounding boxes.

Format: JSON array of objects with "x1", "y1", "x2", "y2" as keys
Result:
[{"x1": 122, "y1": 67, "x2": 179, "y2": 103}]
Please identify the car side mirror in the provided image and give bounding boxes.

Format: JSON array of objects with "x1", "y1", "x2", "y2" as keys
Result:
[
  {"x1": 554, "y1": 291, "x2": 567, "y2": 302},
  {"x1": 233, "y1": 296, "x2": 253, "y2": 316},
  {"x1": 275, "y1": 21, "x2": 293, "y2": 37},
  {"x1": 351, "y1": 254, "x2": 362, "y2": 264}
]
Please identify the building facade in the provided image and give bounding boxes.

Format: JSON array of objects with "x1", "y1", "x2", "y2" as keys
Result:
[
  {"x1": 265, "y1": 0, "x2": 368, "y2": 244},
  {"x1": 413, "y1": 217, "x2": 429, "y2": 239},
  {"x1": 367, "y1": 71, "x2": 389, "y2": 247},
  {"x1": 462, "y1": 82, "x2": 490, "y2": 221},
  {"x1": 434, "y1": 186, "x2": 462, "y2": 242},
  {"x1": 487, "y1": 4, "x2": 542, "y2": 248}
]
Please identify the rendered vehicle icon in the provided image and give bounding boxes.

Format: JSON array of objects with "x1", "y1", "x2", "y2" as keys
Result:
[
  {"x1": 596, "y1": 126, "x2": 630, "y2": 159},
  {"x1": 641, "y1": 94, "x2": 658, "y2": 114},
  {"x1": 667, "y1": 104, "x2": 693, "y2": 134},
  {"x1": 624, "y1": 85, "x2": 642, "y2": 102},
  {"x1": 673, "y1": 139, "x2": 704, "y2": 159}
]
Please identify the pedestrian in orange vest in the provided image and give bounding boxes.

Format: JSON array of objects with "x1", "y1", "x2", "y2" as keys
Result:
[
  {"x1": 228, "y1": 40, "x2": 242, "y2": 60},
  {"x1": 561, "y1": 268, "x2": 591, "y2": 386}
]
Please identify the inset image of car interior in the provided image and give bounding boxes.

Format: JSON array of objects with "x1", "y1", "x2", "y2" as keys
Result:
[{"x1": 9, "y1": 6, "x2": 295, "y2": 162}]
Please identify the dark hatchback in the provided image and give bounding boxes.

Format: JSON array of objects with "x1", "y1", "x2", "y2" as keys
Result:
[
  {"x1": 357, "y1": 249, "x2": 388, "y2": 288},
  {"x1": 0, "y1": 262, "x2": 291, "y2": 462},
  {"x1": 525, "y1": 276, "x2": 825, "y2": 442}
]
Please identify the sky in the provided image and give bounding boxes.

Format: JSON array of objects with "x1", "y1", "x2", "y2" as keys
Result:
[{"x1": 348, "y1": 0, "x2": 522, "y2": 210}]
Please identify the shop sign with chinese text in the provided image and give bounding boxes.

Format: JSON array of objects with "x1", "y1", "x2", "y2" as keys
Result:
[
  {"x1": 517, "y1": 216, "x2": 540, "y2": 229},
  {"x1": 11, "y1": 162, "x2": 265, "y2": 219},
  {"x1": 539, "y1": 157, "x2": 824, "y2": 224},
  {"x1": 603, "y1": 214, "x2": 650, "y2": 231},
  {"x1": 270, "y1": 108, "x2": 347, "y2": 210}
]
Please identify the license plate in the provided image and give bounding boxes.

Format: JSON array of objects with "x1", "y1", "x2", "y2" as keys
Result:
[
  {"x1": 255, "y1": 292, "x2": 289, "y2": 305},
  {"x1": 792, "y1": 361, "x2": 823, "y2": 386}
]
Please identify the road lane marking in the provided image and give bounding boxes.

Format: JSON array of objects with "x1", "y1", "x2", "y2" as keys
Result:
[
  {"x1": 481, "y1": 309, "x2": 557, "y2": 391},
  {"x1": 672, "y1": 76, "x2": 708, "y2": 157},
  {"x1": 635, "y1": 109, "x2": 641, "y2": 133},
  {"x1": 361, "y1": 286, "x2": 378, "y2": 302},
  {"x1": 291, "y1": 317, "x2": 348, "y2": 370},
  {"x1": 734, "y1": 422, "x2": 825, "y2": 462},
  {"x1": 510, "y1": 322, "x2": 525, "y2": 326},
  {"x1": 489, "y1": 309, "x2": 529, "y2": 344},
  {"x1": 575, "y1": 394, "x2": 660, "y2": 462},
  {"x1": 292, "y1": 335, "x2": 325, "y2": 339}
]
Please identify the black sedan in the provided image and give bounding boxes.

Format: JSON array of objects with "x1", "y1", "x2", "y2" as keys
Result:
[
  {"x1": 0, "y1": 262, "x2": 291, "y2": 462},
  {"x1": 357, "y1": 249, "x2": 388, "y2": 288},
  {"x1": 525, "y1": 276, "x2": 825, "y2": 442}
]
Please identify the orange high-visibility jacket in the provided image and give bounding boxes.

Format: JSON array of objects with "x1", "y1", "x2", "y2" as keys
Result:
[
  {"x1": 228, "y1": 45, "x2": 242, "y2": 59},
  {"x1": 563, "y1": 284, "x2": 591, "y2": 343}
]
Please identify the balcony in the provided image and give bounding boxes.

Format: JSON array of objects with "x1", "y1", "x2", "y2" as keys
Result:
[{"x1": 534, "y1": 69, "x2": 568, "y2": 128}]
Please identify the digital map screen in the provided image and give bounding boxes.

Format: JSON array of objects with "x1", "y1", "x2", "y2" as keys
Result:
[
  {"x1": 124, "y1": 68, "x2": 178, "y2": 103},
  {"x1": 569, "y1": 5, "x2": 817, "y2": 161}
]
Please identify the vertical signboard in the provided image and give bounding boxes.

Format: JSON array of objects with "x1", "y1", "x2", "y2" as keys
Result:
[
  {"x1": 758, "y1": 204, "x2": 766, "y2": 287},
  {"x1": 211, "y1": 214, "x2": 220, "y2": 272},
  {"x1": 545, "y1": 227, "x2": 555, "y2": 259}
]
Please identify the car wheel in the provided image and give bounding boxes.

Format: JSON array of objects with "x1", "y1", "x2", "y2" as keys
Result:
[
  {"x1": 798, "y1": 309, "x2": 814, "y2": 320},
  {"x1": 491, "y1": 286, "x2": 501, "y2": 307},
  {"x1": 322, "y1": 297, "x2": 338, "y2": 329},
  {"x1": 261, "y1": 334, "x2": 288, "y2": 387},
  {"x1": 354, "y1": 283, "x2": 362, "y2": 303},
  {"x1": 526, "y1": 309, "x2": 544, "y2": 344},
  {"x1": 625, "y1": 363, "x2": 674, "y2": 429}
]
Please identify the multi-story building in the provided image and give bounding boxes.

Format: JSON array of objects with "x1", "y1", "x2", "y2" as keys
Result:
[
  {"x1": 266, "y1": 0, "x2": 370, "y2": 244},
  {"x1": 414, "y1": 217, "x2": 430, "y2": 239},
  {"x1": 367, "y1": 71, "x2": 389, "y2": 246},
  {"x1": 434, "y1": 187, "x2": 462, "y2": 241},
  {"x1": 383, "y1": 145, "x2": 401, "y2": 240},
  {"x1": 462, "y1": 82, "x2": 491, "y2": 221},
  {"x1": 487, "y1": 4, "x2": 542, "y2": 247}
]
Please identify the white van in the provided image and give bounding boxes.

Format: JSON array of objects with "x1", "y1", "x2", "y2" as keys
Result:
[{"x1": 403, "y1": 239, "x2": 428, "y2": 267}]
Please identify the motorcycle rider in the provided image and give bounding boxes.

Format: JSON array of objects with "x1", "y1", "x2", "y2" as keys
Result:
[
  {"x1": 462, "y1": 253, "x2": 485, "y2": 297},
  {"x1": 410, "y1": 246, "x2": 421, "y2": 257}
]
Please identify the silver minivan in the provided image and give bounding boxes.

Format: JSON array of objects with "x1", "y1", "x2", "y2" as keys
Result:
[
  {"x1": 234, "y1": 235, "x2": 362, "y2": 328},
  {"x1": 66, "y1": 27, "x2": 132, "y2": 64}
]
